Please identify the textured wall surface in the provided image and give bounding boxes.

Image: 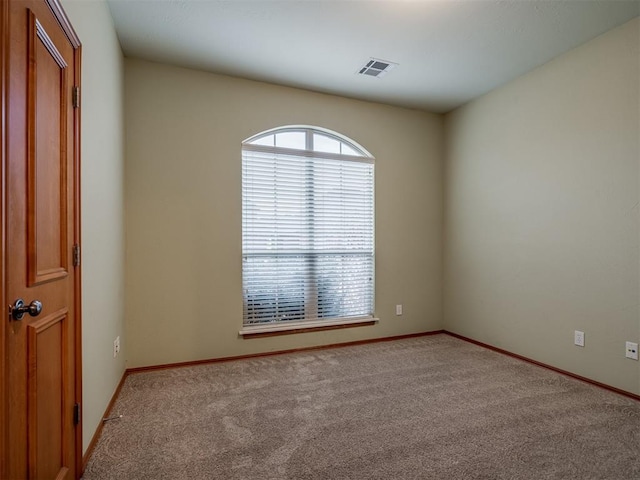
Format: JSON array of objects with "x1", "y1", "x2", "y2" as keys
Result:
[
  {"x1": 444, "y1": 18, "x2": 640, "y2": 394},
  {"x1": 125, "y1": 59, "x2": 444, "y2": 368},
  {"x1": 62, "y1": 0, "x2": 126, "y2": 453}
]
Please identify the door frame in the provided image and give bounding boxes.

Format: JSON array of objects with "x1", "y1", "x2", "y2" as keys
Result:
[{"x1": 1, "y1": 0, "x2": 83, "y2": 477}]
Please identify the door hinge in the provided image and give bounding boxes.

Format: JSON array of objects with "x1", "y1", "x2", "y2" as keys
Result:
[
  {"x1": 72, "y1": 86, "x2": 80, "y2": 108},
  {"x1": 73, "y1": 244, "x2": 80, "y2": 267},
  {"x1": 73, "y1": 403, "x2": 81, "y2": 425}
]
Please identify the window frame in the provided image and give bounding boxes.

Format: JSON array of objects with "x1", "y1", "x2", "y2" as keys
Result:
[{"x1": 240, "y1": 126, "x2": 378, "y2": 336}]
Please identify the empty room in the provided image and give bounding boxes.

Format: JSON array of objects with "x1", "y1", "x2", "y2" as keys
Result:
[{"x1": 1, "y1": 0, "x2": 639, "y2": 479}]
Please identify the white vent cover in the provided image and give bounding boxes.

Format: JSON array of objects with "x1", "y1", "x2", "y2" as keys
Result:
[{"x1": 357, "y1": 58, "x2": 398, "y2": 78}]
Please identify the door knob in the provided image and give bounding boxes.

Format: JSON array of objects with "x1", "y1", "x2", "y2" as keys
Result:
[{"x1": 10, "y1": 299, "x2": 43, "y2": 321}]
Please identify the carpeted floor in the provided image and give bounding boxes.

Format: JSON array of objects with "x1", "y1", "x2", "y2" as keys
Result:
[{"x1": 82, "y1": 334, "x2": 640, "y2": 479}]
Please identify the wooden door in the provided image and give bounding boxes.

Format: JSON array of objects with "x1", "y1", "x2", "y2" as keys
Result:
[{"x1": 2, "y1": 0, "x2": 81, "y2": 478}]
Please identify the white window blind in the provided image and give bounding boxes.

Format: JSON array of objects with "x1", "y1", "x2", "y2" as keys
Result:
[{"x1": 242, "y1": 128, "x2": 374, "y2": 326}]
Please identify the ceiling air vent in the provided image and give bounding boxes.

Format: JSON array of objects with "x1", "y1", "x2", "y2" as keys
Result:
[{"x1": 357, "y1": 58, "x2": 398, "y2": 78}]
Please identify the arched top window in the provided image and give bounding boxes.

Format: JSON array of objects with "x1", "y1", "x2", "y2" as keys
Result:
[
  {"x1": 241, "y1": 126, "x2": 375, "y2": 333},
  {"x1": 243, "y1": 126, "x2": 374, "y2": 160}
]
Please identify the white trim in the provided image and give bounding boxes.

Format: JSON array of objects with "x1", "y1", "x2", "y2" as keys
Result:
[
  {"x1": 239, "y1": 316, "x2": 379, "y2": 336},
  {"x1": 244, "y1": 250, "x2": 373, "y2": 257},
  {"x1": 242, "y1": 143, "x2": 375, "y2": 164}
]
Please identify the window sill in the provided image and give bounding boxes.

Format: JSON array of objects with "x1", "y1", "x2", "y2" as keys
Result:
[{"x1": 239, "y1": 317, "x2": 379, "y2": 338}]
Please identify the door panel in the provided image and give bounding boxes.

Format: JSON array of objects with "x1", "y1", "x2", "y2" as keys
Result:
[
  {"x1": 28, "y1": 309, "x2": 69, "y2": 480},
  {"x1": 3, "y1": 0, "x2": 81, "y2": 478},
  {"x1": 28, "y1": 11, "x2": 69, "y2": 286}
]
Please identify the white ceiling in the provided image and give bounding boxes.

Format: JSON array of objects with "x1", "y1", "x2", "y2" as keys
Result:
[{"x1": 106, "y1": 0, "x2": 640, "y2": 113}]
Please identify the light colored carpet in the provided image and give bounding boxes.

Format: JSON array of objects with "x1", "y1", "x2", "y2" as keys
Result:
[{"x1": 82, "y1": 334, "x2": 640, "y2": 479}]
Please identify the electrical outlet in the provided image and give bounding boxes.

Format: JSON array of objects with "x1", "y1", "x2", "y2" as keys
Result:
[
  {"x1": 574, "y1": 330, "x2": 585, "y2": 347},
  {"x1": 395, "y1": 304, "x2": 403, "y2": 316},
  {"x1": 625, "y1": 341, "x2": 638, "y2": 360},
  {"x1": 113, "y1": 336, "x2": 120, "y2": 358}
]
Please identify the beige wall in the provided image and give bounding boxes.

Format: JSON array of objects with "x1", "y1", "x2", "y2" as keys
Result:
[
  {"x1": 62, "y1": 0, "x2": 126, "y2": 453},
  {"x1": 444, "y1": 18, "x2": 640, "y2": 394},
  {"x1": 124, "y1": 59, "x2": 444, "y2": 368}
]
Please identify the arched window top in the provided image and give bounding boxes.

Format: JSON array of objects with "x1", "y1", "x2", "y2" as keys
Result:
[{"x1": 243, "y1": 126, "x2": 374, "y2": 161}]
